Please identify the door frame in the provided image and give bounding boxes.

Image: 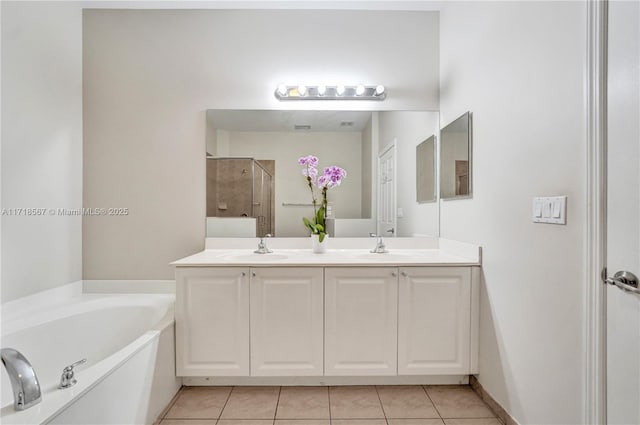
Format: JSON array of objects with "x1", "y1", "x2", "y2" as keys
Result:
[{"x1": 585, "y1": 0, "x2": 608, "y2": 423}]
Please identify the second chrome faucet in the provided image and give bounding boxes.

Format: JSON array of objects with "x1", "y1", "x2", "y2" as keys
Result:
[{"x1": 254, "y1": 234, "x2": 273, "y2": 254}]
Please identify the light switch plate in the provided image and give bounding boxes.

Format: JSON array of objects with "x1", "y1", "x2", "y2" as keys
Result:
[{"x1": 533, "y1": 196, "x2": 567, "y2": 224}]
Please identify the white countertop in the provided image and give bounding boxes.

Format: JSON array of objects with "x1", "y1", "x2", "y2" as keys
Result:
[{"x1": 171, "y1": 248, "x2": 480, "y2": 267}]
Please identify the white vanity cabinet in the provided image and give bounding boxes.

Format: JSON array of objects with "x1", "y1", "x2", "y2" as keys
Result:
[
  {"x1": 324, "y1": 267, "x2": 398, "y2": 376},
  {"x1": 174, "y1": 259, "x2": 480, "y2": 381},
  {"x1": 398, "y1": 267, "x2": 473, "y2": 375},
  {"x1": 175, "y1": 267, "x2": 250, "y2": 376},
  {"x1": 250, "y1": 268, "x2": 324, "y2": 376}
]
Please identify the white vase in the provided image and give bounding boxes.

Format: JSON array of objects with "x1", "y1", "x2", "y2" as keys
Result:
[{"x1": 311, "y1": 234, "x2": 329, "y2": 254}]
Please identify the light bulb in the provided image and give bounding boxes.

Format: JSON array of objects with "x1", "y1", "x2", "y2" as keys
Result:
[
  {"x1": 317, "y1": 85, "x2": 327, "y2": 96},
  {"x1": 297, "y1": 85, "x2": 307, "y2": 96},
  {"x1": 355, "y1": 84, "x2": 365, "y2": 96},
  {"x1": 375, "y1": 85, "x2": 385, "y2": 96},
  {"x1": 277, "y1": 84, "x2": 288, "y2": 96},
  {"x1": 336, "y1": 85, "x2": 346, "y2": 96}
]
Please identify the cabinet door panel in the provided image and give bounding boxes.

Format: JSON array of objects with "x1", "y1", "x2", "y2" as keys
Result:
[
  {"x1": 250, "y1": 268, "x2": 324, "y2": 376},
  {"x1": 325, "y1": 267, "x2": 398, "y2": 376},
  {"x1": 398, "y1": 267, "x2": 471, "y2": 375},
  {"x1": 176, "y1": 268, "x2": 249, "y2": 376}
]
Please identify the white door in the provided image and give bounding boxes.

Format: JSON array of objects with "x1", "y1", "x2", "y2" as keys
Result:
[
  {"x1": 250, "y1": 268, "x2": 324, "y2": 376},
  {"x1": 175, "y1": 267, "x2": 250, "y2": 376},
  {"x1": 324, "y1": 267, "x2": 398, "y2": 376},
  {"x1": 398, "y1": 267, "x2": 471, "y2": 375},
  {"x1": 606, "y1": 1, "x2": 640, "y2": 423},
  {"x1": 377, "y1": 140, "x2": 397, "y2": 237}
]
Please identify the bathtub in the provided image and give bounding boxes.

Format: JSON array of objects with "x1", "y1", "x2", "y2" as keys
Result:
[{"x1": 1, "y1": 289, "x2": 181, "y2": 424}]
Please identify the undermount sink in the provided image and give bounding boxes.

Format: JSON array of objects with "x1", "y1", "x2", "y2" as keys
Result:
[{"x1": 224, "y1": 254, "x2": 289, "y2": 261}]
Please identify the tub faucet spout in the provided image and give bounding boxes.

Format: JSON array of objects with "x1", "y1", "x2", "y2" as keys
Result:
[{"x1": 1, "y1": 348, "x2": 42, "y2": 411}]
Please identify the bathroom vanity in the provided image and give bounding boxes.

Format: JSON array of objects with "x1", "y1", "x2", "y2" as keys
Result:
[{"x1": 172, "y1": 238, "x2": 480, "y2": 384}]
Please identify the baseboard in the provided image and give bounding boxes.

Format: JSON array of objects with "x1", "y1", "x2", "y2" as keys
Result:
[
  {"x1": 470, "y1": 375, "x2": 520, "y2": 425},
  {"x1": 183, "y1": 375, "x2": 469, "y2": 386}
]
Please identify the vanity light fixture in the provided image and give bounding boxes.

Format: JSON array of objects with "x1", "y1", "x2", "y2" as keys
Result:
[
  {"x1": 274, "y1": 84, "x2": 387, "y2": 101},
  {"x1": 277, "y1": 84, "x2": 288, "y2": 97}
]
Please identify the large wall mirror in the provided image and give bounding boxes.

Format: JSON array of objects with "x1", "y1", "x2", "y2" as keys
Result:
[
  {"x1": 440, "y1": 111, "x2": 472, "y2": 200},
  {"x1": 206, "y1": 109, "x2": 440, "y2": 238}
]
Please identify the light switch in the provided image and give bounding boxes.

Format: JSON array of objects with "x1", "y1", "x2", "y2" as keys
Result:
[
  {"x1": 533, "y1": 196, "x2": 567, "y2": 224},
  {"x1": 534, "y1": 202, "x2": 543, "y2": 217},
  {"x1": 552, "y1": 201, "x2": 562, "y2": 218}
]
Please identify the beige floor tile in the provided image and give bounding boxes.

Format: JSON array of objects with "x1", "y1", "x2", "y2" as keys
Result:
[
  {"x1": 443, "y1": 420, "x2": 503, "y2": 425},
  {"x1": 331, "y1": 420, "x2": 387, "y2": 425},
  {"x1": 425, "y1": 387, "x2": 495, "y2": 419},
  {"x1": 377, "y1": 385, "x2": 440, "y2": 419},
  {"x1": 274, "y1": 421, "x2": 330, "y2": 425},
  {"x1": 165, "y1": 387, "x2": 232, "y2": 419},
  {"x1": 217, "y1": 421, "x2": 274, "y2": 425},
  {"x1": 220, "y1": 386, "x2": 280, "y2": 419},
  {"x1": 276, "y1": 387, "x2": 330, "y2": 419},
  {"x1": 160, "y1": 420, "x2": 217, "y2": 425},
  {"x1": 329, "y1": 386, "x2": 385, "y2": 419},
  {"x1": 387, "y1": 420, "x2": 445, "y2": 425}
]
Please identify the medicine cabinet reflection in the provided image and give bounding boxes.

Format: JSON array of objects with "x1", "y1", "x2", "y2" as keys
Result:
[
  {"x1": 440, "y1": 112, "x2": 472, "y2": 200},
  {"x1": 416, "y1": 135, "x2": 436, "y2": 203}
]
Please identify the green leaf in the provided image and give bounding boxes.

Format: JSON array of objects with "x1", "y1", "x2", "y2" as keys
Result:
[
  {"x1": 316, "y1": 224, "x2": 324, "y2": 232},
  {"x1": 316, "y1": 206, "x2": 325, "y2": 227},
  {"x1": 302, "y1": 217, "x2": 312, "y2": 228},
  {"x1": 318, "y1": 232, "x2": 326, "y2": 243}
]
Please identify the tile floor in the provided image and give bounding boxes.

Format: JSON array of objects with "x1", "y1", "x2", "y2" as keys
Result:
[{"x1": 158, "y1": 385, "x2": 502, "y2": 425}]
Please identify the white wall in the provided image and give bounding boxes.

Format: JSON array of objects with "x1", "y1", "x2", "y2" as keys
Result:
[
  {"x1": 378, "y1": 111, "x2": 440, "y2": 237},
  {"x1": 224, "y1": 130, "x2": 363, "y2": 237},
  {"x1": 439, "y1": 2, "x2": 586, "y2": 424},
  {"x1": 1, "y1": 1, "x2": 83, "y2": 302},
  {"x1": 83, "y1": 9, "x2": 439, "y2": 279}
]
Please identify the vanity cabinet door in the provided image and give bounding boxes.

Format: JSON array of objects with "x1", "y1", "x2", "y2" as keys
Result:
[
  {"x1": 176, "y1": 267, "x2": 249, "y2": 376},
  {"x1": 398, "y1": 267, "x2": 471, "y2": 375},
  {"x1": 250, "y1": 267, "x2": 324, "y2": 376},
  {"x1": 324, "y1": 267, "x2": 398, "y2": 376}
]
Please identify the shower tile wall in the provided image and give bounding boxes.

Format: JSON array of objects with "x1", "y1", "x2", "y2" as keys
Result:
[{"x1": 207, "y1": 158, "x2": 254, "y2": 218}]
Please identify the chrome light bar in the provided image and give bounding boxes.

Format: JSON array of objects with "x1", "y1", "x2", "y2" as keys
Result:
[{"x1": 275, "y1": 84, "x2": 386, "y2": 101}]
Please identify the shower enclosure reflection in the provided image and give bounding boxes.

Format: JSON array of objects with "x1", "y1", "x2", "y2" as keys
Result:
[{"x1": 206, "y1": 157, "x2": 274, "y2": 237}]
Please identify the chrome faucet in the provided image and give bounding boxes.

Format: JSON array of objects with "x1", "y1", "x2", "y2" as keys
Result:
[
  {"x1": 369, "y1": 233, "x2": 389, "y2": 254},
  {"x1": 1, "y1": 348, "x2": 42, "y2": 411},
  {"x1": 254, "y1": 233, "x2": 273, "y2": 254}
]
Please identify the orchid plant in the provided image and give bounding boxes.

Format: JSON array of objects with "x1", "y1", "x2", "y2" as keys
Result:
[{"x1": 298, "y1": 155, "x2": 347, "y2": 242}]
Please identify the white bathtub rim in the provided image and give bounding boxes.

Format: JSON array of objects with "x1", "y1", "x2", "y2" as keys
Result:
[
  {"x1": 1, "y1": 293, "x2": 174, "y2": 337},
  {"x1": 1, "y1": 281, "x2": 84, "y2": 323},
  {"x1": 1, "y1": 308, "x2": 174, "y2": 425},
  {"x1": 1, "y1": 280, "x2": 175, "y2": 325}
]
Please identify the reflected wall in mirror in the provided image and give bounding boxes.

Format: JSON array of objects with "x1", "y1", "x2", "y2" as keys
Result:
[
  {"x1": 416, "y1": 135, "x2": 436, "y2": 203},
  {"x1": 206, "y1": 110, "x2": 439, "y2": 238},
  {"x1": 440, "y1": 111, "x2": 472, "y2": 200}
]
